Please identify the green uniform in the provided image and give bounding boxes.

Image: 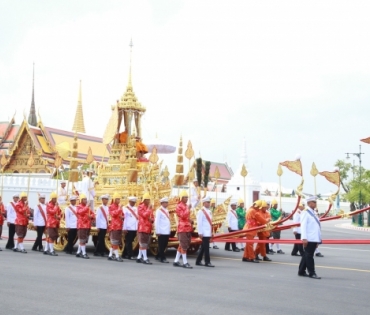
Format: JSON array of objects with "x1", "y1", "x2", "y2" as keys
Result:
[
  {"x1": 236, "y1": 206, "x2": 246, "y2": 230},
  {"x1": 270, "y1": 207, "x2": 281, "y2": 221}
]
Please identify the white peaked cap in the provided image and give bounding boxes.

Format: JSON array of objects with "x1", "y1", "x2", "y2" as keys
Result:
[
  {"x1": 306, "y1": 195, "x2": 318, "y2": 203},
  {"x1": 202, "y1": 196, "x2": 211, "y2": 203},
  {"x1": 69, "y1": 196, "x2": 77, "y2": 201},
  {"x1": 13, "y1": 193, "x2": 19, "y2": 198},
  {"x1": 230, "y1": 201, "x2": 237, "y2": 206},
  {"x1": 101, "y1": 194, "x2": 110, "y2": 199},
  {"x1": 160, "y1": 197, "x2": 169, "y2": 203},
  {"x1": 128, "y1": 196, "x2": 137, "y2": 202},
  {"x1": 39, "y1": 194, "x2": 46, "y2": 198}
]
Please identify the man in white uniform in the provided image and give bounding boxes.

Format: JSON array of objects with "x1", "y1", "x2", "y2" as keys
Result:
[
  {"x1": 94, "y1": 195, "x2": 109, "y2": 257},
  {"x1": 5, "y1": 194, "x2": 19, "y2": 250},
  {"x1": 225, "y1": 201, "x2": 240, "y2": 252},
  {"x1": 32, "y1": 194, "x2": 47, "y2": 252},
  {"x1": 196, "y1": 196, "x2": 215, "y2": 267},
  {"x1": 155, "y1": 197, "x2": 171, "y2": 263},
  {"x1": 122, "y1": 196, "x2": 138, "y2": 260},
  {"x1": 80, "y1": 170, "x2": 95, "y2": 209},
  {"x1": 298, "y1": 196, "x2": 322, "y2": 279},
  {"x1": 291, "y1": 202, "x2": 305, "y2": 256},
  {"x1": 57, "y1": 181, "x2": 68, "y2": 205},
  {"x1": 64, "y1": 196, "x2": 78, "y2": 254}
]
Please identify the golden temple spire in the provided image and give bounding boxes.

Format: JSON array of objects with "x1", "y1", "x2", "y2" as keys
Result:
[
  {"x1": 128, "y1": 38, "x2": 133, "y2": 87},
  {"x1": 174, "y1": 136, "x2": 184, "y2": 186},
  {"x1": 72, "y1": 80, "x2": 86, "y2": 134}
]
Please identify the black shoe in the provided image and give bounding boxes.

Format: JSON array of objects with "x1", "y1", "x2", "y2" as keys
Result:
[
  {"x1": 160, "y1": 259, "x2": 169, "y2": 263},
  {"x1": 213, "y1": 245, "x2": 219, "y2": 249},
  {"x1": 315, "y1": 253, "x2": 324, "y2": 257},
  {"x1": 122, "y1": 255, "x2": 129, "y2": 259},
  {"x1": 225, "y1": 249, "x2": 232, "y2": 251},
  {"x1": 277, "y1": 250, "x2": 285, "y2": 254},
  {"x1": 13, "y1": 248, "x2": 19, "y2": 252},
  {"x1": 39, "y1": 248, "x2": 44, "y2": 252},
  {"x1": 309, "y1": 273, "x2": 321, "y2": 279},
  {"x1": 32, "y1": 248, "x2": 38, "y2": 252},
  {"x1": 183, "y1": 263, "x2": 193, "y2": 269},
  {"x1": 143, "y1": 259, "x2": 152, "y2": 265},
  {"x1": 242, "y1": 258, "x2": 250, "y2": 262},
  {"x1": 235, "y1": 247, "x2": 240, "y2": 250},
  {"x1": 136, "y1": 258, "x2": 143, "y2": 263},
  {"x1": 76, "y1": 253, "x2": 81, "y2": 258},
  {"x1": 241, "y1": 247, "x2": 245, "y2": 251},
  {"x1": 196, "y1": 261, "x2": 204, "y2": 266},
  {"x1": 19, "y1": 249, "x2": 27, "y2": 254},
  {"x1": 251, "y1": 259, "x2": 259, "y2": 263},
  {"x1": 291, "y1": 253, "x2": 301, "y2": 256},
  {"x1": 233, "y1": 248, "x2": 240, "y2": 252},
  {"x1": 269, "y1": 249, "x2": 276, "y2": 254},
  {"x1": 173, "y1": 261, "x2": 182, "y2": 267},
  {"x1": 205, "y1": 263, "x2": 215, "y2": 267},
  {"x1": 298, "y1": 272, "x2": 309, "y2": 277},
  {"x1": 255, "y1": 255, "x2": 262, "y2": 261},
  {"x1": 93, "y1": 253, "x2": 100, "y2": 256},
  {"x1": 81, "y1": 254, "x2": 89, "y2": 259},
  {"x1": 44, "y1": 251, "x2": 49, "y2": 255},
  {"x1": 154, "y1": 256, "x2": 160, "y2": 261},
  {"x1": 116, "y1": 257, "x2": 123, "y2": 262},
  {"x1": 49, "y1": 251, "x2": 58, "y2": 256},
  {"x1": 108, "y1": 256, "x2": 114, "y2": 261},
  {"x1": 263, "y1": 256, "x2": 272, "y2": 262},
  {"x1": 65, "y1": 251, "x2": 73, "y2": 255}
]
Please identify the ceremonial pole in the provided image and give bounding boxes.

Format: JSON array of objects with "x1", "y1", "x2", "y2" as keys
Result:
[
  {"x1": 0, "y1": 151, "x2": 7, "y2": 196},
  {"x1": 241, "y1": 164, "x2": 247, "y2": 205},
  {"x1": 277, "y1": 164, "x2": 283, "y2": 207},
  {"x1": 185, "y1": 140, "x2": 194, "y2": 202},
  {"x1": 54, "y1": 153, "x2": 62, "y2": 194},
  {"x1": 214, "y1": 166, "x2": 220, "y2": 206},
  {"x1": 311, "y1": 162, "x2": 319, "y2": 196},
  {"x1": 26, "y1": 151, "x2": 35, "y2": 196}
]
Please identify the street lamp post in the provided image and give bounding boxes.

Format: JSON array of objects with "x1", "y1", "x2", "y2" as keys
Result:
[{"x1": 345, "y1": 145, "x2": 365, "y2": 227}]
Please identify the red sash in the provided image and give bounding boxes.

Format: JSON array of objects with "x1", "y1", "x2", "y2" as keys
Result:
[
  {"x1": 100, "y1": 206, "x2": 109, "y2": 227},
  {"x1": 231, "y1": 210, "x2": 237, "y2": 219},
  {"x1": 10, "y1": 202, "x2": 16, "y2": 210},
  {"x1": 202, "y1": 209, "x2": 213, "y2": 227},
  {"x1": 37, "y1": 204, "x2": 47, "y2": 225},
  {"x1": 160, "y1": 207, "x2": 170, "y2": 220},
  {"x1": 127, "y1": 206, "x2": 138, "y2": 220},
  {"x1": 69, "y1": 206, "x2": 77, "y2": 217}
]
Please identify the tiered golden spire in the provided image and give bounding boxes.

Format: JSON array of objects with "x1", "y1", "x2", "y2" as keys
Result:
[{"x1": 72, "y1": 80, "x2": 86, "y2": 134}]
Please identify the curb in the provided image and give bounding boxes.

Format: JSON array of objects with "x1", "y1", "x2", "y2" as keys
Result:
[{"x1": 335, "y1": 223, "x2": 370, "y2": 232}]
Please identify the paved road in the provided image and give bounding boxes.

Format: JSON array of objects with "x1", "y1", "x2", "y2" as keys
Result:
[{"x1": 0, "y1": 219, "x2": 369, "y2": 315}]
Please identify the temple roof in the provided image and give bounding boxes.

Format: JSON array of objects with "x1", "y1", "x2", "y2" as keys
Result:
[{"x1": 0, "y1": 119, "x2": 20, "y2": 151}]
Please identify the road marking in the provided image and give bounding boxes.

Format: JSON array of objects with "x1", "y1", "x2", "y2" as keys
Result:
[
  {"x1": 319, "y1": 246, "x2": 370, "y2": 252},
  {"x1": 209, "y1": 256, "x2": 370, "y2": 273}
]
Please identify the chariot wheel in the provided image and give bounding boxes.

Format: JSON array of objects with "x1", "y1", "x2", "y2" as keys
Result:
[
  {"x1": 187, "y1": 244, "x2": 200, "y2": 254},
  {"x1": 53, "y1": 233, "x2": 69, "y2": 251},
  {"x1": 104, "y1": 233, "x2": 126, "y2": 255}
]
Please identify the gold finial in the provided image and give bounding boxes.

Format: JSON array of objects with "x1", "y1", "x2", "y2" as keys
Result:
[
  {"x1": 54, "y1": 152, "x2": 62, "y2": 168},
  {"x1": 86, "y1": 147, "x2": 94, "y2": 164},
  {"x1": 277, "y1": 164, "x2": 283, "y2": 177},
  {"x1": 27, "y1": 151, "x2": 35, "y2": 168},
  {"x1": 240, "y1": 164, "x2": 248, "y2": 178},
  {"x1": 185, "y1": 140, "x2": 194, "y2": 160},
  {"x1": 72, "y1": 80, "x2": 86, "y2": 133},
  {"x1": 149, "y1": 146, "x2": 159, "y2": 164},
  {"x1": 310, "y1": 162, "x2": 319, "y2": 177}
]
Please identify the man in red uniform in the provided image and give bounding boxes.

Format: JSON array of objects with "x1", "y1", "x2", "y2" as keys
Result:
[
  {"x1": 136, "y1": 192, "x2": 153, "y2": 265},
  {"x1": 108, "y1": 192, "x2": 124, "y2": 262},
  {"x1": 254, "y1": 201, "x2": 272, "y2": 262},
  {"x1": 242, "y1": 200, "x2": 270, "y2": 263},
  {"x1": 76, "y1": 194, "x2": 95, "y2": 259},
  {"x1": 44, "y1": 191, "x2": 62, "y2": 256},
  {"x1": 173, "y1": 190, "x2": 193, "y2": 269},
  {"x1": 14, "y1": 192, "x2": 30, "y2": 253}
]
